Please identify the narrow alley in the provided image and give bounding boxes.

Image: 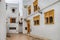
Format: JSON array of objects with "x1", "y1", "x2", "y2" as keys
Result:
[
  {"x1": 0, "y1": 0, "x2": 60, "y2": 40},
  {"x1": 7, "y1": 33, "x2": 42, "y2": 40},
  {"x1": 7, "y1": 33, "x2": 32, "y2": 40}
]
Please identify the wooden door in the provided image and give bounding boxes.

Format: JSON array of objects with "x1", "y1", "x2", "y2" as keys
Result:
[{"x1": 27, "y1": 20, "x2": 30, "y2": 34}]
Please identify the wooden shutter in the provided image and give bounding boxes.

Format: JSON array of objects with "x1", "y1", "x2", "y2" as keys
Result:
[
  {"x1": 44, "y1": 12, "x2": 49, "y2": 24},
  {"x1": 10, "y1": 18, "x2": 12, "y2": 23},
  {"x1": 49, "y1": 10, "x2": 54, "y2": 24},
  {"x1": 28, "y1": 6, "x2": 31, "y2": 15},
  {"x1": 33, "y1": 0, "x2": 38, "y2": 12},
  {"x1": 44, "y1": 9, "x2": 54, "y2": 24},
  {"x1": 33, "y1": 15, "x2": 40, "y2": 25}
]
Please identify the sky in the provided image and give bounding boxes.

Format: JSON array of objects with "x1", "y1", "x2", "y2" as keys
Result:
[{"x1": 5, "y1": 0, "x2": 23, "y2": 16}]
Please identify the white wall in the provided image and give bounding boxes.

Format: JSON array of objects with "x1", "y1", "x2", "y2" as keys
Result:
[
  {"x1": 30, "y1": 2, "x2": 60, "y2": 40},
  {"x1": 6, "y1": 3, "x2": 19, "y2": 33},
  {"x1": 23, "y1": 0, "x2": 60, "y2": 40},
  {"x1": 0, "y1": 0, "x2": 6, "y2": 40}
]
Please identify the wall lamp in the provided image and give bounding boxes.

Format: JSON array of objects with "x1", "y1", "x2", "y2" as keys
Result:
[{"x1": 38, "y1": 10, "x2": 42, "y2": 14}]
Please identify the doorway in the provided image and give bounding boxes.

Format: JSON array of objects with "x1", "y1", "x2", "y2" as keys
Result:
[
  {"x1": 27, "y1": 20, "x2": 30, "y2": 34},
  {"x1": 19, "y1": 21, "x2": 23, "y2": 33}
]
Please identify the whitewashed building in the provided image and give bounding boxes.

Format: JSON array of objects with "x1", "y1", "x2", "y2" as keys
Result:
[
  {"x1": 23, "y1": 0, "x2": 60, "y2": 40},
  {"x1": 0, "y1": 0, "x2": 6, "y2": 40},
  {"x1": 6, "y1": 3, "x2": 19, "y2": 33},
  {"x1": 0, "y1": 0, "x2": 60, "y2": 40}
]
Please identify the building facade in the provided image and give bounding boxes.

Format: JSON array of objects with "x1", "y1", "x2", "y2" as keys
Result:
[
  {"x1": 6, "y1": 3, "x2": 19, "y2": 33},
  {"x1": 23, "y1": 0, "x2": 60, "y2": 40},
  {"x1": 0, "y1": 0, "x2": 6, "y2": 40}
]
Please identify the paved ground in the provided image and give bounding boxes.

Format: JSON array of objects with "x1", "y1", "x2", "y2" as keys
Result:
[{"x1": 7, "y1": 33, "x2": 41, "y2": 40}]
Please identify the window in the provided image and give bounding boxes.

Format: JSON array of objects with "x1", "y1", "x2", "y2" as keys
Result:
[
  {"x1": 10, "y1": 18, "x2": 16, "y2": 23},
  {"x1": 37, "y1": 20, "x2": 39, "y2": 24},
  {"x1": 9, "y1": 27, "x2": 16, "y2": 30},
  {"x1": 28, "y1": 6, "x2": 31, "y2": 15},
  {"x1": 12, "y1": 8, "x2": 15, "y2": 13},
  {"x1": 33, "y1": 0, "x2": 38, "y2": 12},
  {"x1": 25, "y1": 27, "x2": 27, "y2": 30},
  {"x1": 33, "y1": 15, "x2": 40, "y2": 25},
  {"x1": 45, "y1": 17, "x2": 48, "y2": 24},
  {"x1": 34, "y1": 5, "x2": 37, "y2": 11},
  {"x1": 44, "y1": 9, "x2": 54, "y2": 24},
  {"x1": 49, "y1": 16, "x2": 53, "y2": 23},
  {"x1": 34, "y1": 5, "x2": 38, "y2": 11},
  {"x1": 34, "y1": 21, "x2": 36, "y2": 25}
]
